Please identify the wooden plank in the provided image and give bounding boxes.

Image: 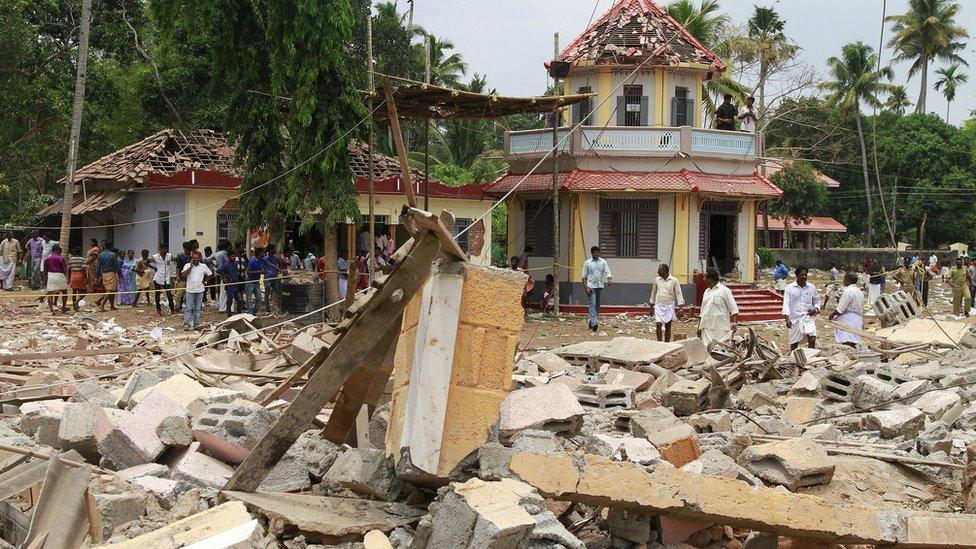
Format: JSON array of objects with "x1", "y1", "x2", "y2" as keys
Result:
[
  {"x1": 194, "y1": 367, "x2": 305, "y2": 381},
  {"x1": 23, "y1": 458, "x2": 92, "y2": 549},
  {"x1": 224, "y1": 230, "x2": 441, "y2": 492},
  {"x1": 404, "y1": 207, "x2": 466, "y2": 260},
  {"x1": 0, "y1": 347, "x2": 142, "y2": 363},
  {"x1": 97, "y1": 501, "x2": 252, "y2": 548},
  {"x1": 383, "y1": 76, "x2": 417, "y2": 208}
]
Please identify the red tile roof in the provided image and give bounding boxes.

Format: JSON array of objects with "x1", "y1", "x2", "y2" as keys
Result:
[
  {"x1": 555, "y1": 0, "x2": 725, "y2": 71},
  {"x1": 485, "y1": 169, "x2": 781, "y2": 198},
  {"x1": 354, "y1": 175, "x2": 484, "y2": 200},
  {"x1": 763, "y1": 159, "x2": 840, "y2": 188},
  {"x1": 759, "y1": 215, "x2": 847, "y2": 233}
]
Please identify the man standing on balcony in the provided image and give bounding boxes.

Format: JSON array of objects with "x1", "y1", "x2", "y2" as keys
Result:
[
  {"x1": 738, "y1": 96, "x2": 758, "y2": 133},
  {"x1": 715, "y1": 94, "x2": 737, "y2": 131},
  {"x1": 581, "y1": 246, "x2": 612, "y2": 332}
]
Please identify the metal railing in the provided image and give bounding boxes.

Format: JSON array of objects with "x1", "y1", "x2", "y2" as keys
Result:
[{"x1": 505, "y1": 125, "x2": 758, "y2": 159}]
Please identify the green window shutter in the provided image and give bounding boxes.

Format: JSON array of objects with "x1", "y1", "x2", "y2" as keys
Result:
[
  {"x1": 670, "y1": 97, "x2": 680, "y2": 126},
  {"x1": 571, "y1": 103, "x2": 581, "y2": 125},
  {"x1": 639, "y1": 96, "x2": 649, "y2": 126},
  {"x1": 685, "y1": 95, "x2": 696, "y2": 127},
  {"x1": 616, "y1": 96, "x2": 626, "y2": 126}
]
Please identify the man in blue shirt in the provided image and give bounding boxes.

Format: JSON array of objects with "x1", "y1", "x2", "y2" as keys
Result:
[
  {"x1": 263, "y1": 244, "x2": 283, "y2": 314},
  {"x1": 773, "y1": 260, "x2": 789, "y2": 281},
  {"x1": 218, "y1": 248, "x2": 246, "y2": 317},
  {"x1": 581, "y1": 246, "x2": 613, "y2": 332},
  {"x1": 245, "y1": 247, "x2": 267, "y2": 315}
]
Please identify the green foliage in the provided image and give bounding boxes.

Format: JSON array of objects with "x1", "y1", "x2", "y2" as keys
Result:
[
  {"x1": 821, "y1": 42, "x2": 894, "y2": 112},
  {"x1": 769, "y1": 160, "x2": 828, "y2": 224},
  {"x1": 757, "y1": 247, "x2": 774, "y2": 268},
  {"x1": 430, "y1": 164, "x2": 474, "y2": 186}
]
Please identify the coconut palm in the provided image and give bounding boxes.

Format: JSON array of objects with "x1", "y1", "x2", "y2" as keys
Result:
[
  {"x1": 665, "y1": 1, "x2": 751, "y2": 122},
  {"x1": 886, "y1": 0, "x2": 969, "y2": 114},
  {"x1": 743, "y1": 6, "x2": 798, "y2": 120},
  {"x1": 934, "y1": 64, "x2": 968, "y2": 121},
  {"x1": 414, "y1": 34, "x2": 467, "y2": 87},
  {"x1": 820, "y1": 42, "x2": 895, "y2": 247},
  {"x1": 884, "y1": 85, "x2": 912, "y2": 114}
]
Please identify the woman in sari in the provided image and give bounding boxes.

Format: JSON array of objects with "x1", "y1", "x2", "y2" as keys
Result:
[
  {"x1": 118, "y1": 250, "x2": 137, "y2": 305},
  {"x1": 84, "y1": 239, "x2": 100, "y2": 294}
]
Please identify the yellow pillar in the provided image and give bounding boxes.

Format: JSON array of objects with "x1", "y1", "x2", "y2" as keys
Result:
[
  {"x1": 747, "y1": 201, "x2": 757, "y2": 282},
  {"x1": 673, "y1": 195, "x2": 690, "y2": 282},
  {"x1": 695, "y1": 72, "x2": 703, "y2": 128},
  {"x1": 655, "y1": 69, "x2": 666, "y2": 126},
  {"x1": 598, "y1": 67, "x2": 612, "y2": 126},
  {"x1": 569, "y1": 195, "x2": 585, "y2": 281}
]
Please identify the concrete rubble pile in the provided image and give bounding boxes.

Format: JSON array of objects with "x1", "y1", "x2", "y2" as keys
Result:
[{"x1": 4, "y1": 265, "x2": 976, "y2": 548}]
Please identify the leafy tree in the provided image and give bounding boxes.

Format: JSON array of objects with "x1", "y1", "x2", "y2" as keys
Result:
[
  {"x1": 886, "y1": 0, "x2": 969, "y2": 114},
  {"x1": 884, "y1": 85, "x2": 912, "y2": 114},
  {"x1": 934, "y1": 64, "x2": 968, "y2": 122},
  {"x1": 769, "y1": 160, "x2": 827, "y2": 246},
  {"x1": 742, "y1": 6, "x2": 798, "y2": 120},
  {"x1": 821, "y1": 41, "x2": 894, "y2": 247}
]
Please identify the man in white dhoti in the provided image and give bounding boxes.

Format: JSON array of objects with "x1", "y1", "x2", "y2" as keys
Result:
[
  {"x1": 829, "y1": 271, "x2": 863, "y2": 349},
  {"x1": 783, "y1": 266, "x2": 821, "y2": 350},
  {"x1": 698, "y1": 270, "x2": 738, "y2": 347},
  {"x1": 0, "y1": 232, "x2": 21, "y2": 291},
  {"x1": 649, "y1": 264, "x2": 684, "y2": 342}
]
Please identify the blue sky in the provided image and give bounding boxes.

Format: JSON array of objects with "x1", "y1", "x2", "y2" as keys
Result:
[{"x1": 410, "y1": 0, "x2": 975, "y2": 124}]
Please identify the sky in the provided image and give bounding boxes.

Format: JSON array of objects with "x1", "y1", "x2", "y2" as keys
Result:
[{"x1": 408, "y1": 0, "x2": 976, "y2": 125}]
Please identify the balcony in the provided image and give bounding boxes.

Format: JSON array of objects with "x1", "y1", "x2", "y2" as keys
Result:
[{"x1": 504, "y1": 126, "x2": 759, "y2": 161}]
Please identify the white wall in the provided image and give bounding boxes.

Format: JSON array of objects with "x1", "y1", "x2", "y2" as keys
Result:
[
  {"x1": 608, "y1": 69, "x2": 656, "y2": 125},
  {"x1": 664, "y1": 70, "x2": 698, "y2": 127},
  {"x1": 110, "y1": 190, "x2": 186, "y2": 253}
]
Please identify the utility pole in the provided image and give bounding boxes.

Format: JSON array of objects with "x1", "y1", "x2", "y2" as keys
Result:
[
  {"x1": 551, "y1": 32, "x2": 560, "y2": 315},
  {"x1": 423, "y1": 35, "x2": 431, "y2": 211},
  {"x1": 59, "y1": 0, "x2": 93, "y2": 246},
  {"x1": 367, "y1": 4, "x2": 376, "y2": 286},
  {"x1": 892, "y1": 177, "x2": 897, "y2": 241}
]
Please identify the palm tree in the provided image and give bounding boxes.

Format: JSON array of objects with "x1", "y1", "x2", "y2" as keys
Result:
[
  {"x1": 415, "y1": 34, "x2": 467, "y2": 87},
  {"x1": 665, "y1": 1, "x2": 751, "y2": 121},
  {"x1": 886, "y1": 0, "x2": 969, "y2": 114},
  {"x1": 744, "y1": 6, "x2": 798, "y2": 120},
  {"x1": 820, "y1": 42, "x2": 895, "y2": 247},
  {"x1": 884, "y1": 85, "x2": 912, "y2": 114},
  {"x1": 934, "y1": 64, "x2": 969, "y2": 121}
]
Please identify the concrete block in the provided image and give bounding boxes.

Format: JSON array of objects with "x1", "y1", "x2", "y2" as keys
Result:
[
  {"x1": 119, "y1": 370, "x2": 162, "y2": 408},
  {"x1": 171, "y1": 444, "x2": 234, "y2": 488},
  {"x1": 93, "y1": 491, "x2": 147, "y2": 539},
  {"x1": 677, "y1": 337, "x2": 709, "y2": 367},
  {"x1": 865, "y1": 408, "x2": 926, "y2": 439},
  {"x1": 157, "y1": 416, "x2": 193, "y2": 446},
  {"x1": 602, "y1": 368, "x2": 654, "y2": 391},
  {"x1": 526, "y1": 351, "x2": 573, "y2": 375},
  {"x1": 608, "y1": 508, "x2": 656, "y2": 544},
  {"x1": 589, "y1": 337, "x2": 687, "y2": 371},
  {"x1": 497, "y1": 383, "x2": 585, "y2": 439},
  {"x1": 629, "y1": 407, "x2": 701, "y2": 467},
  {"x1": 892, "y1": 379, "x2": 932, "y2": 401},
  {"x1": 257, "y1": 446, "x2": 311, "y2": 493},
  {"x1": 290, "y1": 429, "x2": 342, "y2": 479},
  {"x1": 591, "y1": 434, "x2": 662, "y2": 466},
  {"x1": 185, "y1": 387, "x2": 246, "y2": 418},
  {"x1": 509, "y1": 430, "x2": 562, "y2": 454},
  {"x1": 850, "y1": 375, "x2": 895, "y2": 409},
  {"x1": 130, "y1": 373, "x2": 207, "y2": 409},
  {"x1": 191, "y1": 398, "x2": 273, "y2": 464},
  {"x1": 781, "y1": 397, "x2": 822, "y2": 425},
  {"x1": 98, "y1": 389, "x2": 188, "y2": 470},
  {"x1": 738, "y1": 438, "x2": 835, "y2": 490},
  {"x1": 19, "y1": 400, "x2": 68, "y2": 448},
  {"x1": 790, "y1": 371, "x2": 820, "y2": 394},
  {"x1": 913, "y1": 391, "x2": 963, "y2": 423},
  {"x1": 323, "y1": 447, "x2": 402, "y2": 501},
  {"x1": 661, "y1": 378, "x2": 710, "y2": 416},
  {"x1": 819, "y1": 372, "x2": 854, "y2": 402},
  {"x1": 367, "y1": 403, "x2": 390, "y2": 450},
  {"x1": 57, "y1": 402, "x2": 108, "y2": 460},
  {"x1": 681, "y1": 449, "x2": 762, "y2": 487},
  {"x1": 574, "y1": 383, "x2": 634, "y2": 409},
  {"x1": 133, "y1": 476, "x2": 179, "y2": 503},
  {"x1": 73, "y1": 378, "x2": 116, "y2": 406}
]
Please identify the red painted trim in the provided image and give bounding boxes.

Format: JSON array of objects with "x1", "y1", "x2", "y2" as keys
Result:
[
  {"x1": 354, "y1": 176, "x2": 485, "y2": 200},
  {"x1": 146, "y1": 170, "x2": 241, "y2": 189}
]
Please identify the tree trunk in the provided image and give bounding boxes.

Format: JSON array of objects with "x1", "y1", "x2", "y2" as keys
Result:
[
  {"x1": 323, "y1": 224, "x2": 339, "y2": 321},
  {"x1": 947, "y1": 99, "x2": 951, "y2": 123},
  {"x1": 918, "y1": 213, "x2": 927, "y2": 250},
  {"x1": 854, "y1": 111, "x2": 874, "y2": 247},
  {"x1": 762, "y1": 205, "x2": 770, "y2": 248},
  {"x1": 915, "y1": 56, "x2": 928, "y2": 114},
  {"x1": 59, "y1": 0, "x2": 93, "y2": 246},
  {"x1": 758, "y1": 61, "x2": 767, "y2": 122}
]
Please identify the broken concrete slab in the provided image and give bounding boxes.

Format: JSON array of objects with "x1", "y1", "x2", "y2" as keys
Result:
[
  {"x1": 130, "y1": 373, "x2": 207, "y2": 409},
  {"x1": 738, "y1": 438, "x2": 835, "y2": 490},
  {"x1": 865, "y1": 408, "x2": 926, "y2": 439},
  {"x1": 850, "y1": 375, "x2": 895, "y2": 409},
  {"x1": 661, "y1": 378, "x2": 710, "y2": 416},
  {"x1": 57, "y1": 402, "x2": 109, "y2": 460},
  {"x1": 98, "y1": 389, "x2": 189, "y2": 470},
  {"x1": 914, "y1": 391, "x2": 964, "y2": 423},
  {"x1": 497, "y1": 383, "x2": 585, "y2": 439},
  {"x1": 73, "y1": 378, "x2": 117, "y2": 406},
  {"x1": 170, "y1": 442, "x2": 234, "y2": 489},
  {"x1": 323, "y1": 448, "x2": 402, "y2": 501},
  {"x1": 629, "y1": 407, "x2": 701, "y2": 467},
  {"x1": 591, "y1": 337, "x2": 687, "y2": 372},
  {"x1": 19, "y1": 400, "x2": 67, "y2": 448},
  {"x1": 224, "y1": 491, "x2": 425, "y2": 544},
  {"x1": 601, "y1": 367, "x2": 654, "y2": 391},
  {"x1": 96, "y1": 500, "x2": 253, "y2": 548}
]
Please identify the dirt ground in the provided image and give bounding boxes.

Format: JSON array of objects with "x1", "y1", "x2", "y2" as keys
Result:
[{"x1": 0, "y1": 272, "x2": 968, "y2": 354}]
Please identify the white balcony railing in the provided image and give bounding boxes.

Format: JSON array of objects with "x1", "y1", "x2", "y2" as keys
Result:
[{"x1": 504, "y1": 126, "x2": 758, "y2": 160}]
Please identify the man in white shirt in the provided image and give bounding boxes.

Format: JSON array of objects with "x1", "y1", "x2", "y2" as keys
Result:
[
  {"x1": 737, "y1": 96, "x2": 757, "y2": 132},
  {"x1": 581, "y1": 245, "x2": 612, "y2": 332},
  {"x1": 649, "y1": 263, "x2": 684, "y2": 342},
  {"x1": 180, "y1": 250, "x2": 212, "y2": 331},
  {"x1": 829, "y1": 271, "x2": 863, "y2": 349},
  {"x1": 698, "y1": 270, "x2": 739, "y2": 347},
  {"x1": 150, "y1": 243, "x2": 176, "y2": 315},
  {"x1": 782, "y1": 266, "x2": 821, "y2": 350},
  {"x1": 0, "y1": 232, "x2": 22, "y2": 290}
]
